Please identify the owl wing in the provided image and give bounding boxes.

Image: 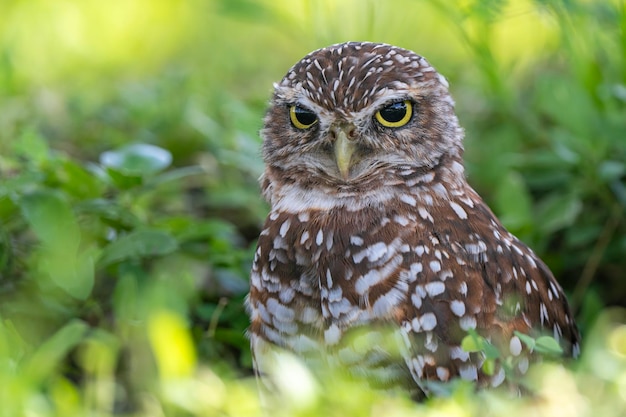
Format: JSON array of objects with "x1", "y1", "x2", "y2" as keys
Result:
[{"x1": 397, "y1": 189, "x2": 580, "y2": 391}]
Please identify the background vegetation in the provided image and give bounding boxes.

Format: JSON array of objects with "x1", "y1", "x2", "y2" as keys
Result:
[{"x1": 0, "y1": 0, "x2": 624, "y2": 415}]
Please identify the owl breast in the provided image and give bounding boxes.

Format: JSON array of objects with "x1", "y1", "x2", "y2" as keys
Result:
[{"x1": 249, "y1": 196, "x2": 418, "y2": 390}]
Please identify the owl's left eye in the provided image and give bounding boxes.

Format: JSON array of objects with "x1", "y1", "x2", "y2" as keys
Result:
[
  {"x1": 289, "y1": 105, "x2": 318, "y2": 129},
  {"x1": 375, "y1": 100, "x2": 413, "y2": 128}
]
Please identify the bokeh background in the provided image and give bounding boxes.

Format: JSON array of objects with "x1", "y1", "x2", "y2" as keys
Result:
[{"x1": 0, "y1": 0, "x2": 624, "y2": 416}]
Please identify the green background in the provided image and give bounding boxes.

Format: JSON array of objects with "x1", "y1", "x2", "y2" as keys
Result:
[{"x1": 0, "y1": 0, "x2": 624, "y2": 415}]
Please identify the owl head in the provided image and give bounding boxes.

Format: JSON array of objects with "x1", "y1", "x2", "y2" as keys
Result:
[{"x1": 260, "y1": 42, "x2": 465, "y2": 205}]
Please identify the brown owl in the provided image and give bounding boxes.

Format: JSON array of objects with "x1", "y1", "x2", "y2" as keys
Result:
[{"x1": 247, "y1": 41, "x2": 580, "y2": 398}]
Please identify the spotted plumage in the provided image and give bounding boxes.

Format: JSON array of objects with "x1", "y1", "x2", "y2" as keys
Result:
[{"x1": 247, "y1": 41, "x2": 580, "y2": 398}]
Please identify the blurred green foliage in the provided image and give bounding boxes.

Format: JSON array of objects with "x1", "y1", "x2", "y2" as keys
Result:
[{"x1": 0, "y1": 0, "x2": 624, "y2": 415}]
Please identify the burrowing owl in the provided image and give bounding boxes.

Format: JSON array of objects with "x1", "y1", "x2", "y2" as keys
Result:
[{"x1": 247, "y1": 41, "x2": 579, "y2": 397}]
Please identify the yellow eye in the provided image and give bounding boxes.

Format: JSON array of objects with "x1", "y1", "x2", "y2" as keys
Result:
[
  {"x1": 375, "y1": 100, "x2": 413, "y2": 128},
  {"x1": 289, "y1": 105, "x2": 318, "y2": 129}
]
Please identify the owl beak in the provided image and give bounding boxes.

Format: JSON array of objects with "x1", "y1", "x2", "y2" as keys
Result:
[{"x1": 332, "y1": 124, "x2": 356, "y2": 180}]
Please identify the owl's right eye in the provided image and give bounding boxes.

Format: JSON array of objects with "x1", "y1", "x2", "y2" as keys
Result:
[
  {"x1": 289, "y1": 105, "x2": 318, "y2": 129},
  {"x1": 375, "y1": 100, "x2": 413, "y2": 128}
]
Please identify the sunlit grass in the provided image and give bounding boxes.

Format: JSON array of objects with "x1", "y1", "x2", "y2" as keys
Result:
[
  {"x1": 1, "y1": 308, "x2": 624, "y2": 416},
  {"x1": 0, "y1": 0, "x2": 194, "y2": 84},
  {"x1": 0, "y1": 0, "x2": 574, "y2": 90}
]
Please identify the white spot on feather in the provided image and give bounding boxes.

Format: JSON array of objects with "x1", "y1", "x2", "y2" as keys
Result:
[
  {"x1": 324, "y1": 323, "x2": 342, "y2": 345},
  {"x1": 393, "y1": 215, "x2": 410, "y2": 226},
  {"x1": 459, "y1": 316, "x2": 477, "y2": 330},
  {"x1": 450, "y1": 346, "x2": 470, "y2": 361},
  {"x1": 418, "y1": 207, "x2": 433, "y2": 222},
  {"x1": 279, "y1": 219, "x2": 291, "y2": 237},
  {"x1": 299, "y1": 306, "x2": 319, "y2": 324},
  {"x1": 328, "y1": 298, "x2": 352, "y2": 319},
  {"x1": 518, "y1": 357, "x2": 529, "y2": 374},
  {"x1": 372, "y1": 285, "x2": 406, "y2": 316},
  {"x1": 300, "y1": 230, "x2": 310, "y2": 245},
  {"x1": 417, "y1": 313, "x2": 437, "y2": 331},
  {"x1": 429, "y1": 260, "x2": 441, "y2": 273},
  {"x1": 411, "y1": 293, "x2": 422, "y2": 309},
  {"x1": 425, "y1": 281, "x2": 445, "y2": 297},
  {"x1": 411, "y1": 356, "x2": 424, "y2": 378},
  {"x1": 450, "y1": 300, "x2": 465, "y2": 317},
  {"x1": 266, "y1": 298, "x2": 295, "y2": 323},
  {"x1": 350, "y1": 235, "x2": 363, "y2": 246},
  {"x1": 553, "y1": 323, "x2": 562, "y2": 342},
  {"x1": 316, "y1": 230, "x2": 324, "y2": 246},
  {"x1": 279, "y1": 286, "x2": 295, "y2": 304},
  {"x1": 400, "y1": 194, "x2": 417, "y2": 206},
  {"x1": 354, "y1": 254, "x2": 402, "y2": 295},
  {"x1": 459, "y1": 364, "x2": 478, "y2": 381},
  {"x1": 449, "y1": 202, "x2": 468, "y2": 219},
  {"x1": 491, "y1": 367, "x2": 505, "y2": 387},
  {"x1": 407, "y1": 262, "x2": 423, "y2": 282},
  {"x1": 436, "y1": 367, "x2": 450, "y2": 381},
  {"x1": 509, "y1": 336, "x2": 522, "y2": 356},
  {"x1": 353, "y1": 241, "x2": 387, "y2": 263},
  {"x1": 459, "y1": 282, "x2": 468, "y2": 296}
]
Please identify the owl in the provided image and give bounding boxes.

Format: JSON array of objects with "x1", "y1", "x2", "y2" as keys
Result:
[{"x1": 247, "y1": 41, "x2": 580, "y2": 398}]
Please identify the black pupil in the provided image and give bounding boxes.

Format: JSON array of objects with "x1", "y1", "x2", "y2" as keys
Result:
[
  {"x1": 294, "y1": 106, "x2": 317, "y2": 126},
  {"x1": 380, "y1": 101, "x2": 407, "y2": 122}
]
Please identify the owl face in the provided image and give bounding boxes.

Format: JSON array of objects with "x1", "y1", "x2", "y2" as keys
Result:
[{"x1": 261, "y1": 42, "x2": 464, "y2": 197}]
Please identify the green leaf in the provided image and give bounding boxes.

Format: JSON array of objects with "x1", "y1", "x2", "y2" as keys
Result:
[
  {"x1": 534, "y1": 75, "x2": 598, "y2": 138},
  {"x1": 513, "y1": 331, "x2": 536, "y2": 351},
  {"x1": 212, "y1": 328, "x2": 249, "y2": 349},
  {"x1": 534, "y1": 336, "x2": 564, "y2": 356},
  {"x1": 12, "y1": 128, "x2": 50, "y2": 165},
  {"x1": 24, "y1": 320, "x2": 89, "y2": 383},
  {"x1": 461, "y1": 330, "x2": 482, "y2": 352},
  {"x1": 75, "y1": 198, "x2": 139, "y2": 229},
  {"x1": 145, "y1": 165, "x2": 206, "y2": 188},
  {"x1": 461, "y1": 329, "x2": 499, "y2": 359},
  {"x1": 461, "y1": 333, "x2": 482, "y2": 353},
  {"x1": 565, "y1": 223, "x2": 601, "y2": 248},
  {"x1": 481, "y1": 339, "x2": 501, "y2": 360},
  {"x1": 19, "y1": 191, "x2": 94, "y2": 299},
  {"x1": 536, "y1": 193, "x2": 582, "y2": 234},
  {"x1": 598, "y1": 160, "x2": 625, "y2": 182},
  {"x1": 97, "y1": 229, "x2": 178, "y2": 267},
  {"x1": 37, "y1": 247, "x2": 96, "y2": 300},
  {"x1": 494, "y1": 171, "x2": 533, "y2": 232},
  {"x1": 19, "y1": 190, "x2": 80, "y2": 250},
  {"x1": 104, "y1": 167, "x2": 144, "y2": 190},
  {"x1": 51, "y1": 159, "x2": 106, "y2": 199},
  {"x1": 513, "y1": 332, "x2": 563, "y2": 356},
  {"x1": 0, "y1": 319, "x2": 29, "y2": 364},
  {"x1": 550, "y1": 128, "x2": 584, "y2": 165},
  {"x1": 100, "y1": 143, "x2": 172, "y2": 176},
  {"x1": 482, "y1": 358, "x2": 496, "y2": 376}
]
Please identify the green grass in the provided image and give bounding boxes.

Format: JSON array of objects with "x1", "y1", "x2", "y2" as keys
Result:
[{"x1": 0, "y1": 0, "x2": 625, "y2": 415}]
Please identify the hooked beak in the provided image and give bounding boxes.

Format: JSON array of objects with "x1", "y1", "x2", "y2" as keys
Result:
[{"x1": 332, "y1": 124, "x2": 357, "y2": 180}]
